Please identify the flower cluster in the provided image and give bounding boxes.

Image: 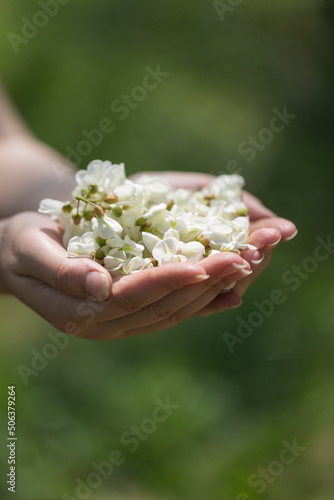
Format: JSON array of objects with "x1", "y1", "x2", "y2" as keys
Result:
[{"x1": 39, "y1": 160, "x2": 256, "y2": 275}]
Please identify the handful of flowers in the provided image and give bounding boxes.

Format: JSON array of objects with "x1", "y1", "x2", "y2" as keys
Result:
[{"x1": 39, "y1": 160, "x2": 256, "y2": 275}]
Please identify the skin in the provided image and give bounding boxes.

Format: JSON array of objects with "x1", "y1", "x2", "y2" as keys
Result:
[{"x1": 0, "y1": 83, "x2": 297, "y2": 340}]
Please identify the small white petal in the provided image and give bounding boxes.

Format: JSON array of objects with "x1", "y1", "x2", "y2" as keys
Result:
[
  {"x1": 67, "y1": 232, "x2": 96, "y2": 257},
  {"x1": 142, "y1": 232, "x2": 161, "y2": 253},
  {"x1": 161, "y1": 254, "x2": 187, "y2": 265},
  {"x1": 123, "y1": 256, "x2": 147, "y2": 274},
  {"x1": 92, "y1": 215, "x2": 123, "y2": 239},
  {"x1": 38, "y1": 198, "x2": 65, "y2": 216},
  {"x1": 152, "y1": 237, "x2": 180, "y2": 264},
  {"x1": 179, "y1": 241, "x2": 205, "y2": 263}
]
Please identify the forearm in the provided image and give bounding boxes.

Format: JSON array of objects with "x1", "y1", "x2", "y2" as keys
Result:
[
  {"x1": 0, "y1": 81, "x2": 30, "y2": 138},
  {"x1": 0, "y1": 134, "x2": 76, "y2": 218},
  {"x1": 0, "y1": 82, "x2": 76, "y2": 218}
]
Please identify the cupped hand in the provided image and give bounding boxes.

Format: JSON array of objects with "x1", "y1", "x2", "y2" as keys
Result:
[
  {"x1": 0, "y1": 211, "x2": 253, "y2": 340},
  {"x1": 0, "y1": 171, "x2": 297, "y2": 339},
  {"x1": 133, "y1": 172, "x2": 297, "y2": 317}
]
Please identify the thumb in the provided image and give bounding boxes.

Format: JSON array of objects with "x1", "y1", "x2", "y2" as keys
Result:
[{"x1": 14, "y1": 231, "x2": 112, "y2": 302}]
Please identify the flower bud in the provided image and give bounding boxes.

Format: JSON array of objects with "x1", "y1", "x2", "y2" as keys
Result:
[
  {"x1": 93, "y1": 206, "x2": 105, "y2": 218},
  {"x1": 136, "y1": 217, "x2": 147, "y2": 226},
  {"x1": 112, "y1": 207, "x2": 123, "y2": 217},
  {"x1": 89, "y1": 183, "x2": 98, "y2": 194},
  {"x1": 72, "y1": 213, "x2": 83, "y2": 225},
  {"x1": 166, "y1": 200, "x2": 174, "y2": 211},
  {"x1": 94, "y1": 248, "x2": 105, "y2": 260},
  {"x1": 62, "y1": 203, "x2": 73, "y2": 213},
  {"x1": 104, "y1": 193, "x2": 119, "y2": 204},
  {"x1": 95, "y1": 236, "x2": 107, "y2": 247},
  {"x1": 237, "y1": 208, "x2": 248, "y2": 216},
  {"x1": 83, "y1": 210, "x2": 94, "y2": 221},
  {"x1": 197, "y1": 234, "x2": 210, "y2": 247}
]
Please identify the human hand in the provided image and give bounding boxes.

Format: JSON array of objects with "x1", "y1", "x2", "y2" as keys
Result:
[
  {"x1": 132, "y1": 172, "x2": 297, "y2": 317},
  {"x1": 0, "y1": 211, "x2": 254, "y2": 340}
]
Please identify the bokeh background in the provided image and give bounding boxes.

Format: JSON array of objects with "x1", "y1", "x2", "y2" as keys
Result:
[{"x1": 1, "y1": 1, "x2": 334, "y2": 499}]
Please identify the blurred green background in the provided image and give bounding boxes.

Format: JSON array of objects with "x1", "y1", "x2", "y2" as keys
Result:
[{"x1": 1, "y1": 1, "x2": 334, "y2": 499}]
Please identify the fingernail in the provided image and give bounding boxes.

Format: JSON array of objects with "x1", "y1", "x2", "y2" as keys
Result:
[
  {"x1": 280, "y1": 221, "x2": 296, "y2": 233},
  {"x1": 266, "y1": 235, "x2": 282, "y2": 248},
  {"x1": 221, "y1": 281, "x2": 236, "y2": 293},
  {"x1": 285, "y1": 229, "x2": 298, "y2": 241},
  {"x1": 86, "y1": 272, "x2": 110, "y2": 301},
  {"x1": 186, "y1": 274, "x2": 210, "y2": 284},
  {"x1": 231, "y1": 262, "x2": 248, "y2": 270},
  {"x1": 239, "y1": 269, "x2": 253, "y2": 277},
  {"x1": 251, "y1": 251, "x2": 264, "y2": 266}
]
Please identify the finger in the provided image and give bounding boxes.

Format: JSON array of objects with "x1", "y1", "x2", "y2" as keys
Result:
[
  {"x1": 242, "y1": 191, "x2": 276, "y2": 220},
  {"x1": 130, "y1": 171, "x2": 214, "y2": 190},
  {"x1": 226, "y1": 229, "x2": 282, "y2": 299},
  {"x1": 86, "y1": 289, "x2": 243, "y2": 340},
  {"x1": 249, "y1": 218, "x2": 297, "y2": 241},
  {"x1": 96, "y1": 261, "x2": 213, "y2": 321},
  {"x1": 194, "y1": 291, "x2": 243, "y2": 317},
  {"x1": 237, "y1": 228, "x2": 280, "y2": 270},
  {"x1": 240, "y1": 226, "x2": 290, "y2": 270},
  {"x1": 91, "y1": 252, "x2": 250, "y2": 337},
  {"x1": 107, "y1": 251, "x2": 250, "y2": 322},
  {"x1": 93, "y1": 254, "x2": 251, "y2": 338},
  {"x1": 13, "y1": 215, "x2": 112, "y2": 302},
  {"x1": 248, "y1": 227, "x2": 282, "y2": 250}
]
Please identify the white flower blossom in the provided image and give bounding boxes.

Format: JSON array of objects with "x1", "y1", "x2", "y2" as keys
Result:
[
  {"x1": 152, "y1": 236, "x2": 204, "y2": 265},
  {"x1": 38, "y1": 159, "x2": 257, "y2": 274},
  {"x1": 122, "y1": 235, "x2": 145, "y2": 257},
  {"x1": 67, "y1": 232, "x2": 97, "y2": 258},
  {"x1": 74, "y1": 160, "x2": 125, "y2": 195},
  {"x1": 92, "y1": 215, "x2": 123, "y2": 240},
  {"x1": 152, "y1": 237, "x2": 187, "y2": 266}
]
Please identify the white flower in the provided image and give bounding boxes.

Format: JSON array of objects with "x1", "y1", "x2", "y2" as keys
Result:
[
  {"x1": 152, "y1": 237, "x2": 187, "y2": 266},
  {"x1": 123, "y1": 256, "x2": 153, "y2": 274},
  {"x1": 179, "y1": 240, "x2": 205, "y2": 263},
  {"x1": 104, "y1": 250, "x2": 127, "y2": 275},
  {"x1": 119, "y1": 207, "x2": 142, "y2": 229},
  {"x1": 105, "y1": 252, "x2": 152, "y2": 275},
  {"x1": 142, "y1": 231, "x2": 161, "y2": 253},
  {"x1": 39, "y1": 198, "x2": 67, "y2": 217},
  {"x1": 135, "y1": 175, "x2": 171, "y2": 206},
  {"x1": 122, "y1": 235, "x2": 145, "y2": 257},
  {"x1": 123, "y1": 226, "x2": 142, "y2": 243},
  {"x1": 67, "y1": 232, "x2": 96, "y2": 258},
  {"x1": 106, "y1": 233, "x2": 124, "y2": 249},
  {"x1": 152, "y1": 236, "x2": 204, "y2": 265},
  {"x1": 74, "y1": 160, "x2": 126, "y2": 195},
  {"x1": 163, "y1": 228, "x2": 180, "y2": 240},
  {"x1": 142, "y1": 203, "x2": 172, "y2": 234},
  {"x1": 113, "y1": 182, "x2": 137, "y2": 205},
  {"x1": 210, "y1": 174, "x2": 245, "y2": 198},
  {"x1": 203, "y1": 217, "x2": 234, "y2": 249},
  {"x1": 92, "y1": 215, "x2": 123, "y2": 239},
  {"x1": 39, "y1": 159, "x2": 257, "y2": 272}
]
